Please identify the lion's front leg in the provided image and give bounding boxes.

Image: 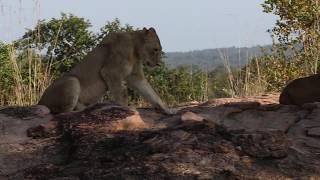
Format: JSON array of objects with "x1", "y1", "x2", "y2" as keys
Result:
[
  {"x1": 126, "y1": 74, "x2": 175, "y2": 114},
  {"x1": 100, "y1": 67, "x2": 128, "y2": 106}
]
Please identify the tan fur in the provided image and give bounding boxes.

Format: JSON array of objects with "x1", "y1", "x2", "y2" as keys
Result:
[
  {"x1": 279, "y1": 74, "x2": 320, "y2": 105},
  {"x1": 38, "y1": 27, "x2": 174, "y2": 114}
]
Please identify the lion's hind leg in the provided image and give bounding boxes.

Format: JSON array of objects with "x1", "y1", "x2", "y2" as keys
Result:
[{"x1": 38, "y1": 76, "x2": 81, "y2": 114}]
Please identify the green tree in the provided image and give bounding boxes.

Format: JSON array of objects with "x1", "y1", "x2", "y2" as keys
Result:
[
  {"x1": 15, "y1": 13, "x2": 97, "y2": 74},
  {"x1": 234, "y1": 0, "x2": 320, "y2": 95},
  {"x1": 263, "y1": 0, "x2": 320, "y2": 45},
  {"x1": 207, "y1": 66, "x2": 231, "y2": 98},
  {"x1": 263, "y1": 0, "x2": 320, "y2": 73},
  {"x1": 96, "y1": 18, "x2": 135, "y2": 43},
  {"x1": 0, "y1": 42, "x2": 15, "y2": 104},
  {"x1": 15, "y1": 15, "x2": 137, "y2": 76},
  {"x1": 143, "y1": 62, "x2": 176, "y2": 104}
]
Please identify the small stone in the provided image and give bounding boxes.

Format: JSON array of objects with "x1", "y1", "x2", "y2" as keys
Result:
[
  {"x1": 181, "y1": 112, "x2": 204, "y2": 122},
  {"x1": 241, "y1": 156, "x2": 253, "y2": 167},
  {"x1": 113, "y1": 112, "x2": 148, "y2": 130}
]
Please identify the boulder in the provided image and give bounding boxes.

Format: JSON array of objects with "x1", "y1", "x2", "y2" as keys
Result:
[{"x1": 1, "y1": 95, "x2": 320, "y2": 179}]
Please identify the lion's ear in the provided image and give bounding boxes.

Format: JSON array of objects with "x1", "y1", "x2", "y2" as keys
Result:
[
  {"x1": 149, "y1": 27, "x2": 156, "y2": 32},
  {"x1": 143, "y1": 27, "x2": 148, "y2": 32}
]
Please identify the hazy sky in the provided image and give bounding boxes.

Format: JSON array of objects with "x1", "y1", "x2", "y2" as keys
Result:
[{"x1": 0, "y1": 0, "x2": 277, "y2": 52}]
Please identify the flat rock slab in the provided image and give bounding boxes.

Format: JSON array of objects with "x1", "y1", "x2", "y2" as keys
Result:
[
  {"x1": 0, "y1": 105, "x2": 52, "y2": 144},
  {"x1": 1, "y1": 96, "x2": 320, "y2": 179}
]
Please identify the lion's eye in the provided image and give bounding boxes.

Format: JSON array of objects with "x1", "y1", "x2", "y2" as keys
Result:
[{"x1": 153, "y1": 48, "x2": 158, "y2": 52}]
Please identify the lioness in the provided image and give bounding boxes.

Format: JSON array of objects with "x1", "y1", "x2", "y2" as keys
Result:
[
  {"x1": 38, "y1": 27, "x2": 174, "y2": 114},
  {"x1": 279, "y1": 74, "x2": 320, "y2": 105}
]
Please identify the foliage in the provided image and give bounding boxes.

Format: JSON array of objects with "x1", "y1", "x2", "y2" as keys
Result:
[
  {"x1": 96, "y1": 18, "x2": 135, "y2": 43},
  {"x1": 262, "y1": 0, "x2": 320, "y2": 74},
  {"x1": 149, "y1": 65, "x2": 208, "y2": 104},
  {"x1": 206, "y1": 67, "x2": 232, "y2": 98},
  {"x1": 0, "y1": 41, "x2": 53, "y2": 106},
  {"x1": 129, "y1": 63, "x2": 210, "y2": 106},
  {"x1": 0, "y1": 42, "x2": 15, "y2": 104},
  {"x1": 15, "y1": 13, "x2": 97, "y2": 75},
  {"x1": 14, "y1": 14, "x2": 138, "y2": 77},
  {"x1": 263, "y1": 0, "x2": 320, "y2": 46},
  {"x1": 242, "y1": 55, "x2": 304, "y2": 92},
  {"x1": 228, "y1": 0, "x2": 320, "y2": 96}
]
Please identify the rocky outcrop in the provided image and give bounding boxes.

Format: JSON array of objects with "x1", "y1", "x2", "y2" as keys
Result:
[{"x1": 1, "y1": 94, "x2": 320, "y2": 179}]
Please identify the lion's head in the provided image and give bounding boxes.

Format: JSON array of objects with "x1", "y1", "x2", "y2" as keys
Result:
[{"x1": 141, "y1": 27, "x2": 162, "y2": 67}]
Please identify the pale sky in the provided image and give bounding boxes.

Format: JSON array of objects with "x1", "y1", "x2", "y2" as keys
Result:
[{"x1": 0, "y1": 0, "x2": 277, "y2": 52}]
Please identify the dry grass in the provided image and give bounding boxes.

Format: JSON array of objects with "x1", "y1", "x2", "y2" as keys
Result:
[
  {"x1": 219, "y1": 49, "x2": 268, "y2": 97},
  {"x1": 0, "y1": 0, "x2": 52, "y2": 106},
  {"x1": 3, "y1": 46, "x2": 52, "y2": 106}
]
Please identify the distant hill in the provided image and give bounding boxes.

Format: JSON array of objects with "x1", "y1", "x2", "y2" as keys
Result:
[{"x1": 164, "y1": 45, "x2": 272, "y2": 70}]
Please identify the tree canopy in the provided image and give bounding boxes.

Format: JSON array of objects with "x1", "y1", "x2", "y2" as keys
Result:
[
  {"x1": 263, "y1": 0, "x2": 320, "y2": 49},
  {"x1": 15, "y1": 14, "x2": 134, "y2": 75}
]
